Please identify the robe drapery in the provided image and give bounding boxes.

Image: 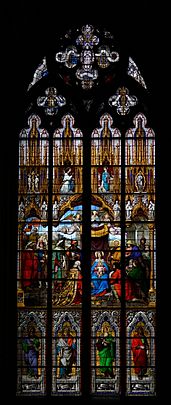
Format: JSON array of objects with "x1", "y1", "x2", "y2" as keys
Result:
[
  {"x1": 110, "y1": 269, "x2": 135, "y2": 301},
  {"x1": 22, "y1": 336, "x2": 40, "y2": 377},
  {"x1": 131, "y1": 336, "x2": 148, "y2": 375},
  {"x1": 91, "y1": 259, "x2": 110, "y2": 296},
  {"x1": 96, "y1": 335, "x2": 115, "y2": 376},
  {"x1": 22, "y1": 249, "x2": 38, "y2": 287},
  {"x1": 91, "y1": 224, "x2": 109, "y2": 260}
]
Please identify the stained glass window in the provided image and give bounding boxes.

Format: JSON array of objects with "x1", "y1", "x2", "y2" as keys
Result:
[
  {"x1": 16, "y1": 24, "x2": 157, "y2": 399},
  {"x1": 17, "y1": 115, "x2": 49, "y2": 394}
]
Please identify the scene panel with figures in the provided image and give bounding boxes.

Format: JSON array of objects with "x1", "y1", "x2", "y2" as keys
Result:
[
  {"x1": 126, "y1": 310, "x2": 156, "y2": 396},
  {"x1": 91, "y1": 113, "x2": 121, "y2": 308},
  {"x1": 52, "y1": 114, "x2": 83, "y2": 308},
  {"x1": 91, "y1": 310, "x2": 120, "y2": 395},
  {"x1": 17, "y1": 310, "x2": 47, "y2": 395},
  {"x1": 90, "y1": 202, "x2": 121, "y2": 308},
  {"x1": 125, "y1": 222, "x2": 156, "y2": 306},
  {"x1": 17, "y1": 114, "x2": 49, "y2": 308},
  {"x1": 52, "y1": 196, "x2": 82, "y2": 307},
  {"x1": 125, "y1": 113, "x2": 156, "y2": 307},
  {"x1": 17, "y1": 219, "x2": 48, "y2": 307},
  {"x1": 52, "y1": 310, "x2": 81, "y2": 395}
]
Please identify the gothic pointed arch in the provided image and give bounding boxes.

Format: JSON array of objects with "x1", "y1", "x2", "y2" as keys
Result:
[{"x1": 15, "y1": 23, "x2": 157, "y2": 399}]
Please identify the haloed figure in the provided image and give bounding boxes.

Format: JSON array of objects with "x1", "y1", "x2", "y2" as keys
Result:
[
  {"x1": 60, "y1": 168, "x2": 74, "y2": 193},
  {"x1": 22, "y1": 326, "x2": 40, "y2": 378},
  {"x1": 96, "y1": 322, "x2": 116, "y2": 378},
  {"x1": 57, "y1": 323, "x2": 77, "y2": 378},
  {"x1": 131, "y1": 325, "x2": 149, "y2": 380},
  {"x1": 100, "y1": 167, "x2": 111, "y2": 192}
]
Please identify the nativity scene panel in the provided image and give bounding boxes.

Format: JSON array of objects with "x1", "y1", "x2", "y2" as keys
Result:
[
  {"x1": 91, "y1": 114, "x2": 122, "y2": 308},
  {"x1": 90, "y1": 197, "x2": 122, "y2": 308}
]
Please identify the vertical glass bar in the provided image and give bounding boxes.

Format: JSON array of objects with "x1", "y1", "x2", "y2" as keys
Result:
[
  {"x1": 125, "y1": 114, "x2": 156, "y2": 395},
  {"x1": 91, "y1": 114, "x2": 121, "y2": 395},
  {"x1": 17, "y1": 115, "x2": 49, "y2": 394},
  {"x1": 52, "y1": 114, "x2": 83, "y2": 395}
]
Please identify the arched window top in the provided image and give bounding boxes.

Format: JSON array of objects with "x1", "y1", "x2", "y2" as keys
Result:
[
  {"x1": 16, "y1": 21, "x2": 157, "y2": 399},
  {"x1": 91, "y1": 113, "x2": 121, "y2": 138},
  {"x1": 53, "y1": 114, "x2": 83, "y2": 138},
  {"x1": 19, "y1": 114, "x2": 49, "y2": 138},
  {"x1": 27, "y1": 24, "x2": 147, "y2": 94},
  {"x1": 126, "y1": 113, "x2": 155, "y2": 138}
]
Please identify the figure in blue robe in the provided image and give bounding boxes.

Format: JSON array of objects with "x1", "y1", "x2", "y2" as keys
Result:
[
  {"x1": 101, "y1": 167, "x2": 110, "y2": 192},
  {"x1": 91, "y1": 259, "x2": 110, "y2": 296},
  {"x1": 22, "y1": 326, "x2": 40, "y2": 378}
]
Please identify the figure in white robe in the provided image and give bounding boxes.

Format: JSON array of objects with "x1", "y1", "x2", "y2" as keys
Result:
[{"x1": 60, "y1": 168, "x2": 73, "y2": 193}]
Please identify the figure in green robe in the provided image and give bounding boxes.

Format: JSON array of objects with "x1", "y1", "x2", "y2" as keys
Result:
[{"x1": 96, "y1": 322, "x2": 116, "y2": 378}]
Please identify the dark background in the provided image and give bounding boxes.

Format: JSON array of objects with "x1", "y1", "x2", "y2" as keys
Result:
[{"x1": 1, "y1": 1, "x2": 167, "y2": 402}]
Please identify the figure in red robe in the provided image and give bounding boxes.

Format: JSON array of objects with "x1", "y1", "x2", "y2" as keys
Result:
[
  {"x1": 22, "y1": 242, "x2": 38, "y2": 288},
  {"x1": 131, "y1": 326, "x2": 149, "y2": 379},
  {"x1": 109, "y1": 260, "x2": 135, "y2": 301}
]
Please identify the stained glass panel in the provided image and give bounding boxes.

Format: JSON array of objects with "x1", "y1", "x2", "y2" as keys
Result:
[
  {"x1": 127, "y1": 57, "x2": 147, "y2": 89},
  {"x1": 126, "y1": 310, "x2": 156, "y2": 395},
  {"x1": 17, "y1": 115, "x2": 49, "y2": 308},
  {"x1": 52, "y1": 115, "x2": 83, "y2": 308},
  {"x1": 52, "y1": 310, "x2": 81, "y2": 394},
  {"x1": 28, "y1": 57, "x2": 48, "y2": 91},
  {"x1": 91, "y1": 310, "x2": 120, "y2": 394},
  {"x1": 125, "y1": 114, "x2": 156, "y2": 307},
  {"x1": 91, "y1": 114, "x2": 121, "y2": 393},
  {"x1": 17, "y1": 115, "x2": 49, "y2": 394},
  {"x1": 17, "y1": 311, "x2": 46, "y2": 395},
  {"x1": 52, "y1": 115, "x2": 83, "y2": 394},
  {"x1": 16, "y1": 23, "x2": 157, "y2": 399}
]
